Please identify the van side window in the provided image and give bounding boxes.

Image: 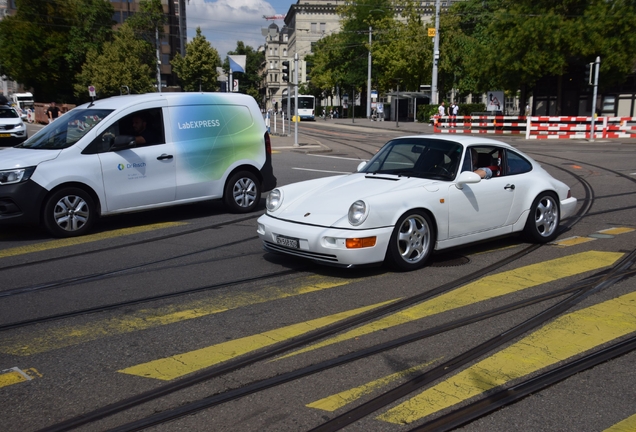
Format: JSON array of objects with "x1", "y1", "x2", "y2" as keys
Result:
[{"x1": 83, "y1": 108, "x2": 165, "y2": 154}]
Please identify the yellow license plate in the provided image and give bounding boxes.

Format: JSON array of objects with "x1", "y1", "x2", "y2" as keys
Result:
[{"x1": 0, "y1": 134, "x2": 11, "y2": 138}]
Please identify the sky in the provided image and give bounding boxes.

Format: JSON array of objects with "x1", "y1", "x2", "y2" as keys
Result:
[{"x1": 185, "y1": 0, "x2": 294, "y2": 58}]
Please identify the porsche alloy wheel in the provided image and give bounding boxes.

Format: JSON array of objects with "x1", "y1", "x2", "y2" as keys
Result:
[
  {"x1": 386, "y1": 210, "x2": 434, "y2": 271},
  {"x1": 524, "y1": 192, "x2": 560, "y2": 243},
  {"x1": 224, "y1": 171, "x2": 261, "y2": 213}
]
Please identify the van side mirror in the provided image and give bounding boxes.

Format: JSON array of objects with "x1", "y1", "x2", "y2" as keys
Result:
[
  {"x1": 356, "y1": 161, "x2": 368, "y2": 172},
  {"x1": 455, "y1": 171, "x2": 481, "y2": 189},
  {"x1": 110, "y1": 135, "x2": 136, "y2": 151}
]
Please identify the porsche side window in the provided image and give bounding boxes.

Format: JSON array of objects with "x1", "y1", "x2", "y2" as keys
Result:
[{"x1": 506, "y1": 150, "x2": 532, "y2": 175}]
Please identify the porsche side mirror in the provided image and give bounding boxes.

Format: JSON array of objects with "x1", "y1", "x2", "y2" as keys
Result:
[
  {"x1": 356, "y1": 161, "x2": 368, "y2": 172},
  {"x1": 455, "y1": 171, "x2": 481, "y2": 189}
]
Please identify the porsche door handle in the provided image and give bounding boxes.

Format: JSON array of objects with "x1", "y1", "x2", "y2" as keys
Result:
[
  {"x1": 157, "y1": 154, "x2": 174, "y2": 160},
  {"x1": 504, "y1": 184, "x2": 515, "y2": 190}
]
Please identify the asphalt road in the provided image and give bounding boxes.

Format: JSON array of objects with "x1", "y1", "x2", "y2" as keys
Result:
[{"x1": 1, "y1": 120, "x2": 635, "y2": 432}]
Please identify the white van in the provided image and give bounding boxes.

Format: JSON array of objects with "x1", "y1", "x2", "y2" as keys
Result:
[{"x1": 0, "y1": 93, "x2": 276, "y2": 237}]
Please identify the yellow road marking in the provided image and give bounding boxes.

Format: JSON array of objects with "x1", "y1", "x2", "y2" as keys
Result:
[
  {"x1": 550, "y1": 236, "x2": 596, "y2": 247},
  {"x1": 0, "y1": 367, "x2": 40, "y2": 389},
  {"x1": 378, "y1": 290, "x2": 636, "y2": 424},
  {"x1": 0, "y1": 275, "x2": 360, "y2": 356},
  {"x1": 276, "y1": 251, "x2": 623, "y2": 361},
  {"x1": 307, "y1": 358, "x2": 441, "y2": 412},
  {"x1": 119, "y1": 299, "x2": 399, "y2": 381},
  {"x1": 598, "y1": 227, "x2": 634, "y2": 236},
  {"x1": 604, "y1": 414, "x2": 636, "y2": 432},
  {"x1": 0, "y1": 222, "x2": 186, "y2": 259}
]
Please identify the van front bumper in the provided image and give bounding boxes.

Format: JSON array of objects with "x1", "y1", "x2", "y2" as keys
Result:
[{"x1": 0, "y1": 180, "x2": 48, "y2": 225}]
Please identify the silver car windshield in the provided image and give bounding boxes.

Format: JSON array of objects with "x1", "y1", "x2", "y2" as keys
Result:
[
  {"x1": 0, "y1": 106, "x2": 20, "y2": 119},
  {"x1": 360, "y1": 138, "x2": 464, "y2": 180},
  {"x1": 17, "y1": 109, "x2": 114, "y2": 150}
]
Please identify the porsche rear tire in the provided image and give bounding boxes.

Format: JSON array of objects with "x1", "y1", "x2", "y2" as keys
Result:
[
  {"x1": 524, "y1": 192, "x2": 560, "y2": 243},
  {"x1": 385, "y1": 210, "x2": 434, "y2": 271}
]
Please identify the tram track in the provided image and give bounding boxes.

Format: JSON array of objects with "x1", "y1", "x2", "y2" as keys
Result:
[{"x1": 29, "y1": 139, "x2": 602, "y2": 432}]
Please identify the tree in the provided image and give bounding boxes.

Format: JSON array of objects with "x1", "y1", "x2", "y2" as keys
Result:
[
  {"x1": 223, "y1": 42, "x2": 265, "y2": 100},
  {"x1": 0, "y1": 0, "x2": 114, "y2": 102},
  {"x1": 171, "y1": 28, "x2": 221, "y2": 91},
  {"x1": 74, "y1": 23, "x2": 155, "y2": 100}
]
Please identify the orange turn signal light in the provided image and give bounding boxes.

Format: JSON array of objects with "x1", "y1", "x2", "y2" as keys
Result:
[{"x1": 346, "y1": 237, "x2": 377, "y2": 249}]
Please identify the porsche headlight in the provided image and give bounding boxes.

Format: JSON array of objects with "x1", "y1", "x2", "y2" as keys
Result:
[
  {"x1": 0, "y1": 167, "x2": 36, "y2": 185},
  {"x1": 266, "y1": 188, "x2": 283, "y2": 212},
  {"x1": 348, "y1": 200, "x2": 368, "y2": 226}
]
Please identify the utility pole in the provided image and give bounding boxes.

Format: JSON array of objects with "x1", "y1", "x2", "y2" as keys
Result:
[
  {"x1": 367, "y1": 26, "x2": 372, "y2": 119},
  {"x1": 590, "y1": 56, "x2": 601, "y2": 142},
  {"x1": 431, "y1": 0, "x2": 441, "y2": 105},
  {"x1": 156, "y1": 25, "x2": 162, "y2": 92},
  {"x1": 294, "y1": 52, "x2": 299, "y2": 147}
]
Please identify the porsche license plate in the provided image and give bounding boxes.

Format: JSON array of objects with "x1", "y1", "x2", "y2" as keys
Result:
[
  {"x1": 0, "y1": 134, "x2": 10, "y2": 138},
  {"x1": 276, "y1": 235, "x2": 299, "y2": 249}
]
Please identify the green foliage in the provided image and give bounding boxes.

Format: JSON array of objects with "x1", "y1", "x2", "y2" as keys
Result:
[
  {"x1": 223, "y1": 42, "x2": 265, "y2": 99},
  {"x1": 171, "y1": 28, "x2": 221, "y2": 92},
  {"x1": 74, "y1": 23, "x2": 155, "y2": 100},
  {"x1": 0, "y1": 0, "x2": 114, "y2": 102},
  {"x1": 126, "y1": 0, "x2": 166, "y2": 47}
]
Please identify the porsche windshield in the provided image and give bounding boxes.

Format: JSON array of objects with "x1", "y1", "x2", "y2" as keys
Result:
[
  {"x1": 17, "y1": 109, "x2": 114, "y2": 150},
  {"x1": 360, "y1": 138, "x2": 463, "y2": 180}
]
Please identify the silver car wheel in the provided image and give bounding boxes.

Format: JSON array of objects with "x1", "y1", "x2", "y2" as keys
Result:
[
  {"x1": 396, "y1": 214, "x2": 431, "y2": 264},
  {"x1": 53, "y1": 195, "x2": 90, "y2": 232},
  {"x1": 534, "y1": 195, "x2": 558, "y2": 238},
  {"x1": 233, "y1": 177, "x2": 257, "y2": 208}
]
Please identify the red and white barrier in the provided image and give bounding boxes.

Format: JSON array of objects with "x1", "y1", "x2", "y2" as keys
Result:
[{"x1": 432, "y1": 115, "x2": 636, "y2": 139}]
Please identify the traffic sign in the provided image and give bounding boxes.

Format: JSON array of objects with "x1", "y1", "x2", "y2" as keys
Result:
[
  {"x1": 428, "y1": 28, "x2": 436, "y2": 37},
  {"x1": 88, "y1": 85, "x2": 96, "y2": 97}
]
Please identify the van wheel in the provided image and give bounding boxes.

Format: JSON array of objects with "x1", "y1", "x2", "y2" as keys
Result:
[
  {"x1": 43, "y1": 187, "x2": 96, "y2": 237},
  {"x1": 385, "y1": 210, "x2": 434, "y2": 271},
  {"x1": 224, "y1": 171, "x2": 261, "y2": 213}
]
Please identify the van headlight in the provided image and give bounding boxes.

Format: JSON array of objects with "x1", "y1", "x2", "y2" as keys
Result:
[
  {"x1": 266, "y1": 188, "x2": 283, "y2": 212},
  {"x1": 348, "y1": 200, "x2": 368, "y2": 226},
  {"x1": 0, "y1": 167, "x2": 36, "y2": 185}
]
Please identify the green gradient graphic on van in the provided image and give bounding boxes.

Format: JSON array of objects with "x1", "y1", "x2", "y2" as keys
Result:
[{"x1": 172, "y1": 99, "x2": 261, "y2": 180}]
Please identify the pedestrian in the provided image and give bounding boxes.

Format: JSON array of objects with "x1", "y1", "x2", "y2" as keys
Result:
[
  {"x1": 437, "y1": 101, "x2": 446, "y2": 128},
  {"x1": 46, "y1": 101, "x2": 60, "y2": 123},
  {"x1": 452, "y1": 102, "x2": 459, "y2": 118},
  {"x1": 524, "y1": 103, "x2": 530, "y2": 117}
]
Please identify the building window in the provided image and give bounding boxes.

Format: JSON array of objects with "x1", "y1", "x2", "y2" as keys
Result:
[
  {"x1": 283, "y1": 48, "x2": 287, "y2": 56},
  {"x1": 311, "y1": 22, "x2": 317, "y2": 33},
  {"x1": 269, "y1": 48, "x2": 272, "y2": 55},
  {"x1": 275, "y1": 60, "x2": 278, "y2": 68},
  {"x1": 269, "y1": 61, "x2": 273, "y2": 69},
  {"x1": 284, "y1": 34, "x2": 288, "y2": 42},
  {"x1": 275, "y1": 74, "x2": 278, "y2": 82},
  {"x1": 275, "y1": 47, "x2": 278, "y2": 55},
  {"x1": 320, "y1": 23, "x2": 326, "y2": 33}
]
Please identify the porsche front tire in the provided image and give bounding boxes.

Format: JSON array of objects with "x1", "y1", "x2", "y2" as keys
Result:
[{"x1": 385, "y1": 210, "x2": 434, "y2": 271}]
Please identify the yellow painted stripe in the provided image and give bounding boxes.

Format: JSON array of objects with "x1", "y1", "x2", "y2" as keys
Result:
[
  {"x1": 598, "y1": 227, "x2": 635, "y2": 236},
  {"x1": 1, "y1": 275, "x2": 360, "y2": 356},
  {"x1": 551, "y1": 236, "x2": 596, "y2": 247},
  {"x1": 378, "y1": 290, "x2": 636, "y2": 424},
  {"x1": 119, "y1": 299, "x2": 399, "y2": 381},
  {"x1": 0, "y1": 222, "x2": 186, "y2": 259},
  {"x1": 0, "y1": 368, "x2": 40, "y2": 389},
  {"x1": 307, "y1": 358, "x2": 441, "y2": 412},
  {"x1": 277, "y1": 251, "x2": 623, "y2": 360},
  {"x1": 604, "y1": 414, "x2": 636, "y2": 432}
]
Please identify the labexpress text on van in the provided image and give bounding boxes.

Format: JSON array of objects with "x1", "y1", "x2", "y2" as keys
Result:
[{"x1": 178, "y1": 119, "x2": 221, "y2": 129}]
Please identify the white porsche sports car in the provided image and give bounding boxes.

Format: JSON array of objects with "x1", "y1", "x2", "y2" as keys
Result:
[{"x1": 257, "y1": 135, "x2": 577, "y2": 271}]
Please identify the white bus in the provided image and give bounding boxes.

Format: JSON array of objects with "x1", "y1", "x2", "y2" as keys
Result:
[
  {"x1": 10, "y1": 92, "x2": 35, "y2": 110},
  {"x1": 282, "y1": 95, "x2": 315, "y2": 121}
]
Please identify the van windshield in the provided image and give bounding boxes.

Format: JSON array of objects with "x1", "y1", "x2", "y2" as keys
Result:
[{"x1": 17, "y1": 109, "x2": 113, "y2": 150}]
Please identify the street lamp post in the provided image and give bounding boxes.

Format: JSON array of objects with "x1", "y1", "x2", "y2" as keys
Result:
[
  {"x1": 367, "y1": 26, "x2": 372, "y2": 119},
  {"x1": 431, "y1": 0, "x2": 441, "y2": 105}
]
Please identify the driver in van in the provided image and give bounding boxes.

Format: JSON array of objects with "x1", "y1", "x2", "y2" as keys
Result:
[{"x1": 132, "y1": 114, "x2": 158, "y2": 146}]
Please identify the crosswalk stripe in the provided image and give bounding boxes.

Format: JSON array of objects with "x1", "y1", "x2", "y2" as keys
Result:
[
  {"x1": 0, "y1": 275, "x2": 359, "y2": 356},
  {"x1": 118, "y1": 299, "x2": 399, "y2": 381},
  {"x1": 377, "y1": 290, "x2": 636, "y2": 424},
  {"x1": 276, "y1": 251, "x2": 623, "y2": 361},
  {"x1": 604, "y1": 414, "x2": 636, "y2": 432},
  {"x1": 306, "y1": 358, "x2": 441, "y2": 412}
]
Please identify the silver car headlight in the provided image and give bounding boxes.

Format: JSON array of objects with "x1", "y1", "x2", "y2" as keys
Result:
[
  {"x1": 0, "y1": 167, "x2": 36, "y2": 185},
  {"x1": 348, "y1": 200, "x2": 368, "y2": 226},
  {"x1": 266, "y1": 188, "x2": 283, "y2": 212}
]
